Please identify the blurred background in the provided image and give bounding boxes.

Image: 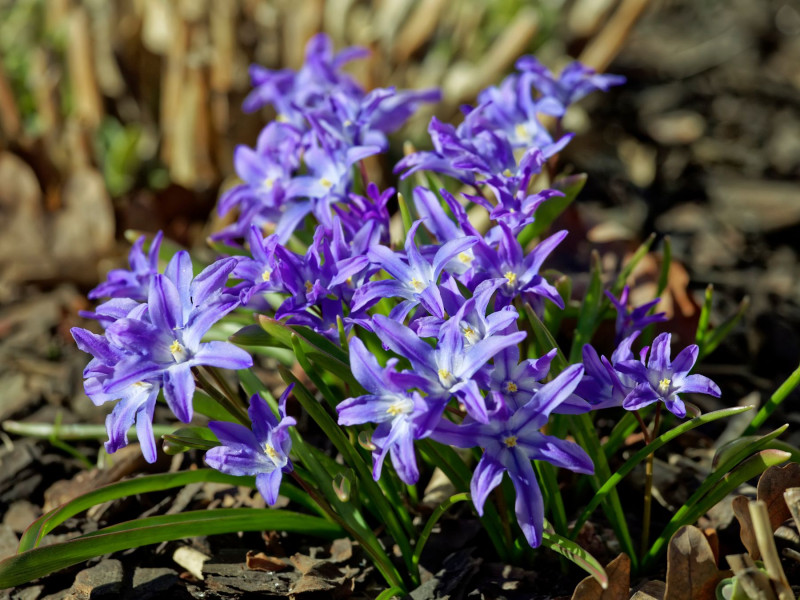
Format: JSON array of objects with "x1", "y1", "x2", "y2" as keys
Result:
[{"x1": 0, "y1": 0, "x2": 799, "y2": 433}]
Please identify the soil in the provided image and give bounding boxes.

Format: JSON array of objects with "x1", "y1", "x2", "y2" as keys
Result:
[{"x1": 2, "y1": 1, "x2": 800, "y2": 599}]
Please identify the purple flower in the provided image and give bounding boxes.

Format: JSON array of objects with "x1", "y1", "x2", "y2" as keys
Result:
[
  {"x1": 205, "y1": 387, "x2": 296, "y2": 505},
  {"x1": 337, "y1": 338, "x2": 444, "y2": 484},
  {"x1": 371, "y1": 312, "x2": 526, "y2": 423},
  {"x1": 352, "y1": 221, "x2": 478, "y2": 322},
  {"x1": 606, "y1": 286, "x2": 667, "y2": 343},
  {"x1": 101, "y1": 252, "x2": 253, "y2": 424},
  {"x1": 515, "y1": 56, "x2": 625, "y2": 118},
  {"x1": 431, "y1": 364, "x2": 593, "y2": 547},
  {"x1": 233, "y1": 226, "x2": 285, "y2": 305},
  {"x1": 616, "y1": 333, "x2": 721, "y2": 418},
  {"x1": 89, "y1": 232, "x2": 163, "y2": 301},
  {"x1": 575, "y1": 332, "x2": 640, "y2": 410}
]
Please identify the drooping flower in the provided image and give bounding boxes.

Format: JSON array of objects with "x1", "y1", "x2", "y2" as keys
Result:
[
  {"x1": 616, "y1": 333, "x2": 721, "y2": 418},
  {"x1": 575, "y1": 332, "x2": 640, "y2": 410},
  {"x1": 431, "y1": 364, "x2": 593, "y2": 547},
  {"x1": 205, "y1": 386, "x2": 296, "y2": 505}
]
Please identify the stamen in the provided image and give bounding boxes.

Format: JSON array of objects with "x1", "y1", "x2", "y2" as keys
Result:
[
  {"x1": 410, "y1": 278, "x2": 425, "y2": 291},
  {"x1": 658, "y1": 378, "x2": 671, "y2": 394},
  {"x1": 504, "y1": 436, "x2": 518, "y2": 448},
  {"x1": 264, "y1": 443, "x2": 279, "y2": 462},
  {"x1": 505, "y1": 381, "x2": 518, "y2": 393},
  {"x1": 169, "y1": 340, "x2": 188, "y2": 363},
  {"x1": 386, "y1": 402, "x2": 407, "y2": 416},
  {"x1": 261, "y1": 269, "x2": 271, "y2": 282},
  {"x1": 320, "y1": 178, "x2": 333, "y2": 189},
  {"x1": 515, "y1": 124, "x2": 528, "y2": 141},
  {"x1": 263, "y1": 178, "x2": 274, "y2": 191},
  {"x1": 504, "y1": 271, "x2": 517, "y2": 285},
  {"x1": 305, "y1": 280, "x2": 313, "y2": 293},
  {"x1": 458, "y1": 252, "x2": 473, "y2": 264}
]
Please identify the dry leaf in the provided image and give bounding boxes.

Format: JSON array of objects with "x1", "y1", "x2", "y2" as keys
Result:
[
  {"x1": 631, "y1": 580, "x2": 666, "y2": 600},
  {"x1": 732, "y1": 495, "x2": 760, "y2": 559},
  {"x1": 571, "y1": 553, "x2": 630, "y2": 599},
  {"x1": 329, "y1": 538, "x2": 353, "y2": 563},
  {"x1": 246, "y1": 551, "x2": 289, "y2": 572},
  {"x1": 664, "y1": 525, "x2": 723, "y2": 600},
  {"x1": 757, "y1": 463, "x2": 800, "y2": 530}
]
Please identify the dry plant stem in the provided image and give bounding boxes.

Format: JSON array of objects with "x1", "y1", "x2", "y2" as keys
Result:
[
  {"x1": 749, "y1": 500, "x2": 794, "y2": 600},
  {"x1": 579, "y1": 0, "x2": 653, "y2": 72},
  {"x1": 193, "y1": 366, "x2": 249, "y2": 425},
  {"x1": 640, "y1": 404, "x2": 661, "y2": 558}
]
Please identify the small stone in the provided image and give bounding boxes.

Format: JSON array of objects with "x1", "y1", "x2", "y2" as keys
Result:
[
  {"x1": 11, "y1": 585, "x2": 44, "y2": 600},
  {"x1": 646, "y1": 111, "x2": 706, "y2": 145},
  {"x1": 3, "y1": 501, "x2": 41, "y2": 534},
  {"x1": 67, "y1": 559, "x2": 123, "y2": 599},
  {"x1": 131, "y1": 567, "x2": 181, "y2": 598},
  {"x1": 0, "y1": 524, "x2": 19, "y2": 561},
  {"x1": 173, "y1": 545, "x2": 209, "y2": 580}
]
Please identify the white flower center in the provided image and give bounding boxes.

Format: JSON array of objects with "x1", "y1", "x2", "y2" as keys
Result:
[
  {"x1": 169, "y1": 340, "x2": 188, "y2": 363},
  {"x1": 658, "y1": 378, "x2": 671, "y2": 394}
]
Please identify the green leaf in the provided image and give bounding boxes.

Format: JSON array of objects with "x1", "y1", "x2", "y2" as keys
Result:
[
  {"x1": 0, "y1": 421, "x2": 173, "y2": 441},
  {"x1": 1, "y1": 509, "x2": 341, "y2": 588},
  {"x1": 520, "y1": 304, "x2": 568, "y2": 373},
  {"x1": 601, "y1": 411, "x2": 641, "y2": 459},
  {"x1": 744, "y1": 362, "x2": 800, "y2": 435},
  {"x1": 162, "y1": 427, "x2": 220, "y2": 454},
  {"x1": 541, "y1": 526, "x2": 608, "y2": 589},
  {"x1": 643, "y1": 447, "x2": 790, "y2": 571},
  {"x1": 568, "y1": 251, "x2": 605, "y2": 364},
  {"x1": 412, "y1": 493, "x2": 470, "y2": 569},
  {"x1": 695, "y1": 284, "x2": 714, "y2": 345},
  {"x1": 519, "y1": 173, "x2": 587, "y2": 246},
  {"x1": 699, "y1": 295, "x2": 749, "y2": 359},
  {"x1": 571, "y1": 406, "x2": 753, "y2": 540},
  {"x1": 397, "y1": 192, "x2": 413, "y2": 238},
  {"x1": 609, "y1": 234, "x2": 656, "y2": 298},
  {"x1": 656, "y1": 236, "x2": 671, "y2": 297},
  {"x1": 17, "y1": 469, "x2": 253, "y2": 553}
]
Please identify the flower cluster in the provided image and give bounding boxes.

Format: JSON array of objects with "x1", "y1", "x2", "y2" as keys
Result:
[{"x1": 73, "y1": 34, "x2": 722, "y2": 557}]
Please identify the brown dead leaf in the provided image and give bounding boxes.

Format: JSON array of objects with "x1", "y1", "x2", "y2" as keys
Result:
[
  {"x1": 783, "y1": 488, "x2": 800, "y2": 533},
  {"x1": 732, "y1": 495, "x2": 760, "y2": 558},
  {"x1": 631, "y1": 580, "x2": 666, "y2": 600},
  {"x1": 757, "y1": 463, "x2": 800, "y2": 530},
  {"x1": 702, "y1": 528, "x2": 719, "y2": 565},
  {"x1": 664, "y1": 525, "x2": 723, "y2": 600},
  {"x1": 571, "y1": 553, "x2": 630, "y2": 599},
  {"x1": 246, "y1": 551, "x2": 289, "y2": 572},
  {"x1": 329, "y1": 538, "x2": 353, "y2": 563}
]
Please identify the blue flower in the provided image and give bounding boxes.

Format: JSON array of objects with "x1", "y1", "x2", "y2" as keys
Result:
[
  {"x1": 616, "y1": 333, "x2": 721, "y2": 418},
  {"x1": 205, "y1": 387, "x2": 296, "y2": 505},
  {"x1": 605, "y1": 286, "x2": 667, "y2": 343},
  {"x1": 431, "y1": 365, "x2": 593, "y2": 547},
  {"x1": 337, "y1": 338, "x2": 443, "y2": 484},
  {"x1": 89, "y1": 232, "x2": 163, "y2": 301}
]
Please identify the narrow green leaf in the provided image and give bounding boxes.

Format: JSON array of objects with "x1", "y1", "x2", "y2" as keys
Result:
[
  {"x1": 699, "y1": 295, "x2": 749, "y2": 359},
  {"x1": 601, "y1": 411, "x2": 641, "y2": 459},
  {"x1": 541, "y1": 526, "x2": 608, "y2": 589},
  {"x1": 571, "y1": 406, "x2": 753, "y2": 540},
  {"x1": 397, "y1": 192, "x2": 413, "y2": 237},
  {"x1": 656, "y1": 236, "x2": 671, "y2": 297},
  {"x1": 569, "y1": 251, "x2": 605, "y2": 364},
  {"x1": 521, "y1": 304, "x2": 568, "y2": 373},
  {"x1": 162, "y1": 427, "x2": 220, "y2": 454},
  {"x1": 1, "y1": 509, "x2": 341, "y2": 588},
  {"x1": 609, "y1": 234, "x2": 655, "y2": 298},
  {"x1": 519, "y1": 174, "x2": 587, "y2": 247},
  {"x1": 695, "y1": 284, "x2": 714, "y2": 345},
  {"x1": 18, "y1": 470, "x2": 255, "y2": 553},
  {"x1": 643, "y1": 449, "x2": 790, "y2": 571},
  {"x1": 744, "y1": 361, "x2": 800, "y2": 435},
  {"x1": 534, "y1": 461, "x2": 568, "y2": 536},
  {"x1": 568, "y1": 413, "x2": 637, "y2": 569},
  {"x1": 412, "y1": 493, "x2": 470, "y2": 569}
]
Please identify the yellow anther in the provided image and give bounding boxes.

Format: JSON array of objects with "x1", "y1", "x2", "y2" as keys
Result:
[
  {"x1": 343, "y1": 119, "x2": 353, "y2": 127},
  {"x1": 169, "y1": 340, "x2": 182, "y2": 354},
  {"x1": 505, "y1": 381, "x2": 518, "y2": 393},
  {"x1": 386, "y1": 403, "x2": 406, "y2": 416},
  {"x1": 463, "y1": 326, "x2": 476, "y2": 339},
  {"x1": 504, "y1": 436, "x2": 518, "y2": 448},
  {"x1": 276, "y1": 113, "x2": 289, "y2": 123},
  {"x1": 458, "y1": 252, "x2": 473, "y2": 264},
  {"x1": 320, "y1": 178, "x2": 333, "y2": 189},
  {"x1": 502, "y1": 168, "x2": 513, "y2": 177},
  {"x1": 438, "y1": 368, "x2": 451, "y2": 381},
  {"x1": 263, "y1": 178, "x2": 274, "y2": 190},
  {"x1": 504, "y1": 271, "x2": 517, "y2": 285},
  {"x1": 305, "y1": 280, "x2": 313, "y2": 293},
  {"x1": 658, "y1": 378, "x2": 671, "y2": 394},
  {"x1": 264, "y1": 443, "x2": 279, "y2": 460},
  {"x1": 515, "y1": 123, "x2": 529, "y2": 141},
  {"x1": 410, "y1": 278, "x2": 425, "y2": 291},
  {"x1": 346, "y1": 277, "x2": 353, "y2": 286},
  {"x1": 261, "y1": 269, "x2": 271, "y2": 282}
]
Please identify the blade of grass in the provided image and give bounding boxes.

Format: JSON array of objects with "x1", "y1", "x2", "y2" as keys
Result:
[
  {"x1": 570, "y1": 406, "x2": 753, "y2": 540},
  {"x1": 568, "y1": 250, "x2": 605, "y2": 363},
  {"x1": 2, "y1": 509, "x2": 341, "y2": 588},
  {"x1": 541, "y1": 526, "x2": 608, "y2": 589},
  {"x1": 699, "y1": 295, "x2": 749, "y2": 359},
  {"x1": 744, "y1": 362, "x2": 800, "y2": 435}
]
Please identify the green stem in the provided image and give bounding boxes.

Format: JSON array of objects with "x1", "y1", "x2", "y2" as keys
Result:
[
  {"x1": 412, "y1": 493, "x2": 470, "y2": 569},
  {"x1": 2, "y1": 421, "x2": 174, "y2": 441},
  {"x1": 193, "y1": 367, "x2": 249, "y2": 425},
  {"x1": 640, "y1": 404, "x2": 661, "y2": 559}
]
